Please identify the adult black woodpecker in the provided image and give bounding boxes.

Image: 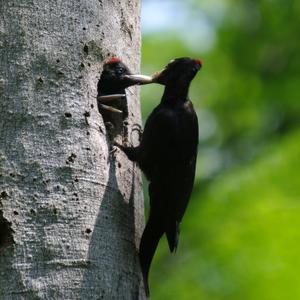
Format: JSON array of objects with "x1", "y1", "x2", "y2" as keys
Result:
[{"x1": 117, "y1": 57, "x2": 202, "y2": 297}]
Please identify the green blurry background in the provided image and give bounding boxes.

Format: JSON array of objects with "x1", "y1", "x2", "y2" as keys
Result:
[{"x1": 140, "y1": 0, "x2": 300, "y2": 299}]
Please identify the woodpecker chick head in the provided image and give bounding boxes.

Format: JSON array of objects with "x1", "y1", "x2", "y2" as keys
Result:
[
  {"x1": 99, "y1": 58, "x2": 154, "y2": 94},
  {"x1": 151, "y1": 57, "x2": 202, "y2": 86},
  {"x1": 100, "y1": 58, "x2": 131, "y2": 85}
]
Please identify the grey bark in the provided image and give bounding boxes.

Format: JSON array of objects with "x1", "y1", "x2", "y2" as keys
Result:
[{"x1": 0, "y1": 0, "x2": 145, "y2": 299}]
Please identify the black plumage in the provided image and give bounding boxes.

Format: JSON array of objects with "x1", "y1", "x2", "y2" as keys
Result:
[
  {"x1": 97, "y1": 58, "x2": 151, "y2": 137},
  {"x1": 97, "y1": 58, "x2": 133, "y2": 115},
  {"x1": 98, "y1": 58, "x2": 134, "y2": 98},
  {"x1": 117, "y1": 57, "x2": 202, "y2": 296}
]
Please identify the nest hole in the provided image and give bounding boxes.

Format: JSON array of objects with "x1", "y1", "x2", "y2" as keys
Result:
[
  {"x1": 0, "y1": 209, "x2": 14, "y2": 251},
  {"x1": 97, "y1": 68, "x2": 129, "y2": 141}
]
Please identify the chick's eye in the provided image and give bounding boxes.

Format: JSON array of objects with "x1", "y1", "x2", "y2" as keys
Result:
[{"x1": 115, "y1": 67, "x2": 125, "y2": 75}]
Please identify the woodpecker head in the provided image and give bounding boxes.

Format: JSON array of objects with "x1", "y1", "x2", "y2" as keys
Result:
[
  {"x1": 151, "y1": 57, "x2": 202, "y2": 86},
  {"x1": 100, "y1": 58, "x2": 131, "y2": 87},
  {"x1": 124, "y1": 57, "x2": 202, "y2": 86},
  {"x1": 99, "y1": 57, "x2": 153, "y2": 91},
  {"x1": 97, "y1": 57, "x2": 153, "y2": 109}
]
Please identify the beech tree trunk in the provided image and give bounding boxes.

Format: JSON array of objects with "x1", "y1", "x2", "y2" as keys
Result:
[{"x1": 0, "y1": 0, "x2": 145, "y2": 299}]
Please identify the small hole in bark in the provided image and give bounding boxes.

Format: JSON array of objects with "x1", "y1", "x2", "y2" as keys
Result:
[
  {"x1": 86, "y1": 228, "x2": 92, "y2": 234},
  {"x1": 13, "y1": 211, "x2": 18, "y2": 216},
  {"x1": 53, "y1": 208, "x2": 58, "y2": 215},
  {"x1": 0, "y1": 191, "x2": 8, "y2": 198},
  {"x1": 65, "y1": 112, "x2": 72, "y2": 118},
  {"x1": 91, "y1": 104, "x2": 94, "y2": 109},
  {"x1": 86, "y1": 132, "x2": 90, "y2": 136},
  {"x1": 83, "y1": 27, "x2": 86, "y2": 31},
  {"x1": 83, "y1": 45, "x2": 89, "y2": 54},
  {"x1": 80, "y1": 63, "x2": 85, "y2": 68},
  {"x1": 30, "y1": 209, "x2": 36, "y2": 215},
  {"x1": 37, "y1": 77, "x2": 44, "y2": 84},
  {"x1": 118, "y1": 162, "x2": 122, "y2": 168},
  {"x1": 9, "y1": 173, "x2": 15, "y2": 177},
  {"x1": 87, "y1": 63, "x2": 91, "y2": 67},
  {"x1": 74, "y1": 177, "x2": 79, "y2": 182},
  {"x1": 67, "y1": 153, "x2": 77, "y2": 163},
  {"x1": 56, "y1": 59, "x2": 60, "y2": 63},
  {"x1": 97, "y1": 64, "x2": 129, "y2": 141}
]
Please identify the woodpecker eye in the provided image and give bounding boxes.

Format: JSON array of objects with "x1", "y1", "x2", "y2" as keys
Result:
[{"x1": 115, "y1": 67, "x2": 125, "y2": 75}]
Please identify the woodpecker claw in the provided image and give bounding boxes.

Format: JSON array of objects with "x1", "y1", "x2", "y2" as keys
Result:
[
  {"x1": 109, "y1": 146, "x2": 118, "y2": 155},
  {"x1": 99, "y1": 104, "x2": 122, "y2": 114},
  {"x1": 97, "y1": 94, "x2": 126, "y2": 103}
]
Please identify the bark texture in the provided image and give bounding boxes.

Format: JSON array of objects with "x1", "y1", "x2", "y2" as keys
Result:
[{"x1": 0, "y1": 0, "x2": 145, "y2": 299}]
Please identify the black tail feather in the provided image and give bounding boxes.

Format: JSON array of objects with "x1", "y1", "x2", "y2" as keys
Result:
[
  {"x1": 166, "y1": 221, "x2": 180, "y2": 253},
  {"x1": 139, "y1": 216, "x2": 164, "y2": 297}
]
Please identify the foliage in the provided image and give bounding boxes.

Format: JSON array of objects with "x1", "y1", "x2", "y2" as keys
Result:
[
  {"x1": 151, "y1": 130, "x2": 300, "y2": 299},
  {"x1": 141, "y1": 0, "x2": 300, "y2": 298}
]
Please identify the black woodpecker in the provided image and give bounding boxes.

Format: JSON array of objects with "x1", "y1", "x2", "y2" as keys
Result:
[{"x1": 117, "y1": 57, "x2": 202, "y2": 297}]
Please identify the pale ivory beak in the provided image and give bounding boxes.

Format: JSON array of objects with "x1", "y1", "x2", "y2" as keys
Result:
[
  {"x1": 124, "y1": 74, "x2": 153, "y2": 84},
  {"x1": 99, "y1": 104, "x2": 122, "y2": 114},
  {"x1": 97, "y1": 94, "x2": 126, "y2": 103},
  {"x1": 97, "y1": 94, "x2": 125, "y2": 113}
]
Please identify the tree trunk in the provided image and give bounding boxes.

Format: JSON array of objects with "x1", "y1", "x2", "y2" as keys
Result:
[{"x1": 0, "y1": 0, "x2": 145, "y2": 299}]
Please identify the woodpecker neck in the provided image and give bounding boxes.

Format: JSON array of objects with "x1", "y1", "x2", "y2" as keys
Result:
[{"x1": 161, "y1": 82, "x2": 190, "y2": 104}]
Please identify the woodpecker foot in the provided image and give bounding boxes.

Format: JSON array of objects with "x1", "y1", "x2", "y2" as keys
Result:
[{"x1": 109, "y1": 146, "x2": 118, "y2": 155}]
